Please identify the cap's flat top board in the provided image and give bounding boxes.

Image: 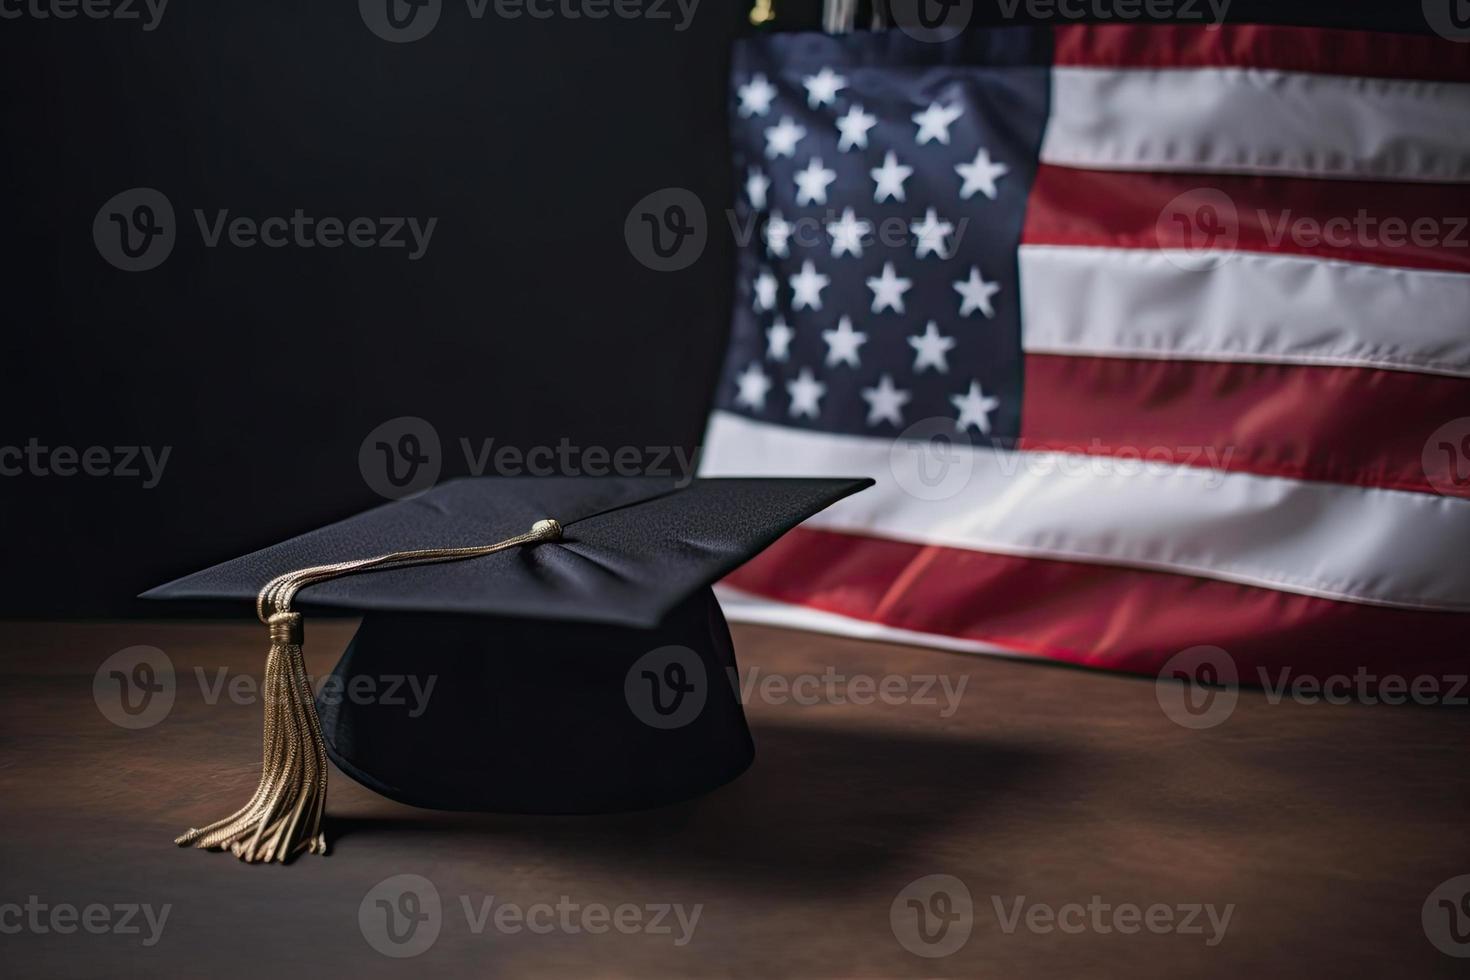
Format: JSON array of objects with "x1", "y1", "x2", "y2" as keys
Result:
[{"x1": 142, "y1": 477, "x2": 870, "y2": 628}]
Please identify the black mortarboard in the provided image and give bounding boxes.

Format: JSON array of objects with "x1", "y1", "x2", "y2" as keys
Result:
[{"x1": 143, "y1": 476, "x2": 870, "y2": 864}]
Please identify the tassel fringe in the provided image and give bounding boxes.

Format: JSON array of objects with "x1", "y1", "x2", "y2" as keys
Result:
[{"x1": 175, "y1": 612, "x2": 329, "y2": 863}]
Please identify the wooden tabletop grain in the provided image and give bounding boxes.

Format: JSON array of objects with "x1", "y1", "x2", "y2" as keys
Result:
[{"x1": 2, "y1": 619, "x2": 1467, "y2": 977}]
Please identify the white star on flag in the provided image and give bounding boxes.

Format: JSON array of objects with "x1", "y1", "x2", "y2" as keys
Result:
[
  {"x1": 737, "y1": 74, "x2": 776, "y2": 118},
  {"x1": 866, "y1": 262, "x2": 912, "y2": 314},
  {"x1": 764, "y1": 116, "x2": 806, "y2": 159},
  {"x1": 870, "y1": 151, "x2": 913, "y2": 203},
  {"x1": 745, "y1": 168, "x2": 770, "y2": 210},
  {"x1": 954, "y1": 266, "x2": 1001, "y2": 318},
  {"x1": 764, "y1": 212, "x2": 793, "y2": 258},
  {"x1": 787, "y1": 368, "x2": 827, "y2": 419},
  {"x1": 822, "y1": 315, "x2": 867, "y2": 368},
  {"x1": 861, "y1": 374, "x2": 911, "y2": 427},
  {"x1": 911, "y1": 208, "x2": 954, "y2": 260},
  {"x1": 753, "y1": 270, "x2": 777, "y2": 312},
  {"x1": 735, "y1": 362, "x2": 772, "y2": 409},
  {"x1": 766, "y1": 317, "x2": 794, "y2": 362},
  {"x1": 802, "y1": 67, "x2": 848, "y2": 108},
  {"x1": 826, "y1": 208, "x2": 871, "y2": 258},
  {"x1": 794, "y1": 158, "x2": 837, "y2": 206},
  {"x1": 912, "y1": 101, "x2": 963, "y2": 145},
  {"x1": 951, "y1": 380, "x2": 1000, "y2": 434},
  {"x1": 835, "y1": 104, "x2": 877, "y2": 151},
  {"x1": 956, "y1": 147, "x2": 1009, "y2": 201},
  {"x1": 790, "y1": 260, "x2": 830, "y2": 311},
  {"x1": 908, "y1": 321, "x2": 956, "y2": 374}
]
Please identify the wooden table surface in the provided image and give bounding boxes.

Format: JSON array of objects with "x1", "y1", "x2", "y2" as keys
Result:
[{"x1": 2, "y1": 619, "x2": 1467, "y2": 977}]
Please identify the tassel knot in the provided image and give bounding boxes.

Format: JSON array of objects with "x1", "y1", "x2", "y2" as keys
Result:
[{"x1": 267, "y1": 611, "x2": 303, "y2": 646}]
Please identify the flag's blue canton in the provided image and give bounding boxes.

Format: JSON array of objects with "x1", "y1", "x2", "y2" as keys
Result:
[{"x1": 717, "y1": 30, "x2": 1051, "y2": 444}]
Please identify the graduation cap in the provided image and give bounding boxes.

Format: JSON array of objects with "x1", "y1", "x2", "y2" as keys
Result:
[{"x1": 144, "y1": 476, "x2": 870, "y2": 864}]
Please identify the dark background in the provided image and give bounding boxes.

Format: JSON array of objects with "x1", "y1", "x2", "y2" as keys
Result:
[{"x1": 0, "y1": 1, "x2": 1439, "y2": 616}]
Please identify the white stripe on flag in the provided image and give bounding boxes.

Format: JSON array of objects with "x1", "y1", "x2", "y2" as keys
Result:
[
  {"x1": 702, "y1": 411, "x2": 1470, "y2": 612},
  {"x1": 1018, "y1": 244, "x2": 1470, "y2": 378},
  {"x1": 1042, "y1": 66, "x2": 1470, "y2": 182},
  {"x1": 715, "y1": 585, "x2": 1027, "y2": 658}
]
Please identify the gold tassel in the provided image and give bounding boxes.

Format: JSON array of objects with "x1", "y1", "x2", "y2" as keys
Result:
[
  {"x1": 175, "y1": 518, "x2": 562, "y2": 863},
  {"x1": 174, "y1": 612, "x2": 328, "y2": 861}
]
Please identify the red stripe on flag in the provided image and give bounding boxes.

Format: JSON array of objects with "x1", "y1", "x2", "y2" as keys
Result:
[
  {"x1": 1052, "y1": 23, "x2": 1470, "y2": 83},
  {"x1": 1023, "y1": 165, "x2": 1470, "y2": 273},
  {"x1": 725, "y1": 526, "x2": 1469, "y2": 682},
  {"x1": 1017, "y1": 354, "x2": 1470, "y2": 499}
]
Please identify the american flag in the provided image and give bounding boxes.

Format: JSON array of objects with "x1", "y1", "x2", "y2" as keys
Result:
[{"x1": 700, "y1": 24, "x2": 1470, "y2": 682}]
